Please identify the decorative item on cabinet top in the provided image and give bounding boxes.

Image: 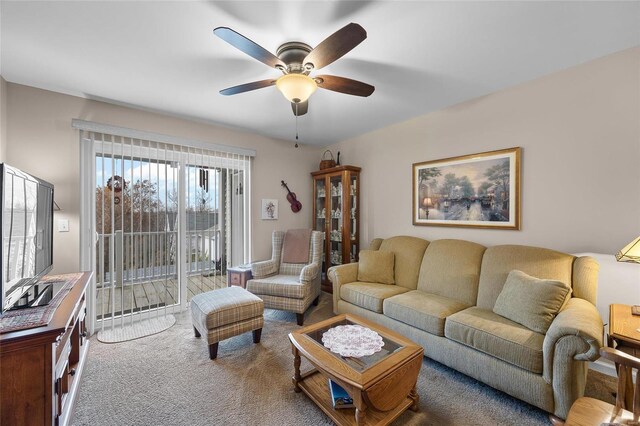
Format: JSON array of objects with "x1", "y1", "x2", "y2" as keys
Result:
[{"x1": 319, "y1": 150, "x2": 337, "y2": 170}]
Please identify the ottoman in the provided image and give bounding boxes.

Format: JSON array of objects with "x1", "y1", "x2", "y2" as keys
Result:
[{"x1": 191, "y1": 286, "x2": 264, "y2": 359}]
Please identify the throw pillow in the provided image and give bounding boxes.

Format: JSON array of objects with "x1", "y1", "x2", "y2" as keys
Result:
[
  {"x1": 493, "y1": 270, "x2": 571, "y2": 334},
  {"x1": 357, "y1": 250, "x2": 395, "y2": 285}
]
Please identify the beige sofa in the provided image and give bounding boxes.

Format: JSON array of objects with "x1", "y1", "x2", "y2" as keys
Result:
[{"x1": 329, "y1": 236, "x2": 602, "y2": 420}]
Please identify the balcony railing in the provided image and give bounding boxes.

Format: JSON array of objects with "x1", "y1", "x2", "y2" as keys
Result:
[
  {"x1": 96, "y1": 229, "x2": 222, "y2": 286},
  {"x1": 95, "y1": 229, "x2": 225, "y2": 321}
]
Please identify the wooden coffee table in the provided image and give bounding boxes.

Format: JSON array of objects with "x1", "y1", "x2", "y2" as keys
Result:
[{"x1": 288, "y1": 313, "x2": 423, "y2": 426}]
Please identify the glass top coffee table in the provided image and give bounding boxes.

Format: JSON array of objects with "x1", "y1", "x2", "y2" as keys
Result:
[{"x1": 288, "y1": 313, "x2": 423, "y2": 426}]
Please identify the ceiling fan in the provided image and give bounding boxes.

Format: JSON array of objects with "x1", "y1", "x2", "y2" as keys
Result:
[{"x1": 213, "y1": 23, "x2": 375, "y2": 116}]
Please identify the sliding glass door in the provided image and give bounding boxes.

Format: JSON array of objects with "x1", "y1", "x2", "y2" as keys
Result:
[
  {"x1": 95, "y1": 152, "x2": 180, "y2": 323},
  {"x1": 86, "y1": 133, "x2": 250, "y2": 330}
]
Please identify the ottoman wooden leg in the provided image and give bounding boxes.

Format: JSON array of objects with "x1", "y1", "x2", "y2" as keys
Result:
[
  {"x1": 208, "y1": 343, "x2": 219, "y2": 360},
  {"x1": 312, "y1": 296, "x2": 319, "y2": 306},
  {"x1": 296, "y1": 313, "x2": 304, "y2": 326},
  {"x1": 193, "y1": 326, "x2": 201, "y2": 338},
  {"x1": 253, "y1": 328, "x2": 262, "y2": 344}
]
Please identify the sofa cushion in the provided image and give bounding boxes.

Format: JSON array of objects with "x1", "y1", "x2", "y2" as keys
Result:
[
  {"x1": 476, "y1": 245, "x2": 574, "y2": 310},
  {"x1": 493, "y1": 270, "x2": 571, "y2": 334},
  {"x1": 357, "y1": 250, "x2": 395, "y2": 284},
  {"x1": 444, "y1": 307, "x2": 544, "y2": 374},
  {"x1": 378, "y1": 236, "x2": 430, "y2": 290},
  {"x1": 246, "y1": 275, "x2": 309, "y2": 299},
  {"x1": 340, "y1": 282, "x2": 409, "y2": 313},
  {"x1": 383, "y1": 290, "x2": 470, "y2": 336},
  {"x1": 417, "y1": 239, "x2": 486, "y2": 306}
]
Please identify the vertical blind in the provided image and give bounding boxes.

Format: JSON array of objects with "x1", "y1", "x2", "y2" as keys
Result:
[{"x1": 83, "y1": 129, "x2": 251, "y2": 330}]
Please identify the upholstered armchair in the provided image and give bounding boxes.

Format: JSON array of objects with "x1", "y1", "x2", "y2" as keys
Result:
[{"x1": 246, "y1": 230, "x2": 324, "y2": 325}]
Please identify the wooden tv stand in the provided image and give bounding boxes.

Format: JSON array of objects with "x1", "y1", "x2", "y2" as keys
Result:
[{"x1": 0, "y1": 272, "x2": 91, "y2": 426}]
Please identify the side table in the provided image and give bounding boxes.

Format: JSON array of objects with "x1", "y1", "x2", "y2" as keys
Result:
[
  {"x1": 227, "y1": 266, "x2": 253, "y2": 289},
  {"x1": 608, "y1": 304, "x2": 640, "y2": 409}
]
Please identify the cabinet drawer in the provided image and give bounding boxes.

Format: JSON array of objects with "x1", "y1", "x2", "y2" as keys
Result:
[
  {"x1": 55, "y1": 339, "x2": 72, "y2": 379},
  {"x1": 55, "y1": 326, "x2": 73, "y2": 362},
  {"x1": 230, "y1": 273, "x2": 241, "y2": 285}
]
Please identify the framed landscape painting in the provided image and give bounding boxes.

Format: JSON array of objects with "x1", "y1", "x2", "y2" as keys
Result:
[{"x1": 412, "y1": 147, "x2": 521, "y2": 229}]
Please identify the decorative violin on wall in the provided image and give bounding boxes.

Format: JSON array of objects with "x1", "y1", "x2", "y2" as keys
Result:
[{"x1": 281, "y1": 180, "x2": 302, "y2": 213}]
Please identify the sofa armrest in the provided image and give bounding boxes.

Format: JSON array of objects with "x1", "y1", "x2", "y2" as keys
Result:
[
  {"x1": 543, "y1": 297, "x2": 603, "y2": 418},
  {"x1": 542, "y1": 297, "x2": 603, "y2": 383},
  {"x1": 300, "y1": 264, "x2": 319, "y2": 283},
  {"x1": 330, "y1": 263, "x2": 359, "y2": 314},
  {"x1": 251, "y1": 260, "x2": 277, "y2": 279}
]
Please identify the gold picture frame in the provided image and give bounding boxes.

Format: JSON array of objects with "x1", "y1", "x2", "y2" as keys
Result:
[{"x1": 412, "y1": 147, "x2": 521, "y2": 229}]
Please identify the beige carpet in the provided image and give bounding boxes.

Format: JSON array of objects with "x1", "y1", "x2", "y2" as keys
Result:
[{"x1": 73, "y1": 292, "x2": 615, "y2": 426}]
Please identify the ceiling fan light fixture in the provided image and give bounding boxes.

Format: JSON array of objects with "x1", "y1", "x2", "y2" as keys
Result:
[{"x1": 276, "y1": 73, "x2": 317, "y2": 103}]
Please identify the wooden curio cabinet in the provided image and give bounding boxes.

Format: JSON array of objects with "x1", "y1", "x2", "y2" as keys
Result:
[{"x1": 311, "y1": 165, "x2": 361, "y2": 292}]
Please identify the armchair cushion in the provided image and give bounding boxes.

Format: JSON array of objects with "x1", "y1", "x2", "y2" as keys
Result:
[
  {"x1": 357, "y1": 250, "x2": 395, "y2": 285},
  {"x1": 493, "y1": 270, "x2": 571, "y2": 334},
  {"x1": 246, "y1": 275, "x2": 310, "y2": 299}
]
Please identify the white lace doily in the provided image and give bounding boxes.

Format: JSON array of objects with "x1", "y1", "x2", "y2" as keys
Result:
[{"x1": 322, "y1": 324, "x2": 384, "y2": 357}]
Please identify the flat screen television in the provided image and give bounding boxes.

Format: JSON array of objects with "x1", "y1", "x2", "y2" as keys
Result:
[{"x1": 1, "y1": 163, "x2": 54, "y2": 312}]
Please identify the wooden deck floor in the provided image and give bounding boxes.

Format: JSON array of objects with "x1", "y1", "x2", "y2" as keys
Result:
[{"x1": 95, "y1": 274, "x2": 227, "y2": 319}]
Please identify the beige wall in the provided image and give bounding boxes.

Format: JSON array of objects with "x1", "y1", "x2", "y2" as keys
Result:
[
  {"x1": 329, "y1": 47, "x2": 640, "y2": 255},
  {"x1": 0, "y1": 76, "x2": 7, "y2": 162},
  {"x1": 5, "y1": 83, "x2": 321, "y2": 274}
]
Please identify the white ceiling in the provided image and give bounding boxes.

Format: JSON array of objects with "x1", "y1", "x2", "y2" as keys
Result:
[{"x1": 1, "y1": 1, "x2": 639, "y2": 146}]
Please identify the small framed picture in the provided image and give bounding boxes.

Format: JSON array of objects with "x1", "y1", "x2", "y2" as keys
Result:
[{"x1": 261, "y1": 199, "x2": 278, "y2": 220}]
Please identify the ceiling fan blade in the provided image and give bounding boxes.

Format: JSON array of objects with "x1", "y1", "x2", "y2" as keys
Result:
[
  {"x1": 214, "y1": 27, "x2": 285, "y2": 69},
  {"x1": 220, "y1": 79, "x2": 276, "y2": 96},
  {"x1": 315, "y1": 75, "x2": 375, "y2": 97},
  {"x1": 304, "y1": 23, "x2": 367, "y2": 70},
  {"x1": 291, "y1": 101, "x2": 308, "y2": 116}
]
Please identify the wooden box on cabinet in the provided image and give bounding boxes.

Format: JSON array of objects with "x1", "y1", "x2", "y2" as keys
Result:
[
  {"x1": 0, "y1": 272, "x2": 92, "y2": 426},
  {"x1": 311, "y1": 165, "x2": 361, "y2": 293}
]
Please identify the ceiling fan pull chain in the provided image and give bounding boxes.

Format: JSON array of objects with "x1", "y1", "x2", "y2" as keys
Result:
[{"x1": 295, "y1": 103, "x2": 299, "y2": 148}]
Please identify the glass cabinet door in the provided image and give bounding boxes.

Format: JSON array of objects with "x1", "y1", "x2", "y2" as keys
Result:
[
  {"x1": 329, "y1": 174, "x2": 343, "y2": 267},
  {"x1": 349, "y1": 172, "x2": 359, "y2": 263},
  {"x1": 314, "y1": 177, "x2": 327, "y2": 278},
  {"x1": 311, "y1": 165, "x2": 360, "y2": 292},
  {"x1": 315, "y1": 178, "x2": 327, "y2": 233}
]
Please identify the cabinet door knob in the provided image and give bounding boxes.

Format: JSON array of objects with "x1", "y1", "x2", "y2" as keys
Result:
[
  {"x1": 81, "y1": 331, "x2": 88, "y2": 338},
  {"x1": 69, "y1": 368, "x2": 77, "y2": 377}
]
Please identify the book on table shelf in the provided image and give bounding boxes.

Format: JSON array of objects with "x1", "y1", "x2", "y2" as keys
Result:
[{"x1": 329, "y1": 379, "x2": 354, "y2": 409}]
